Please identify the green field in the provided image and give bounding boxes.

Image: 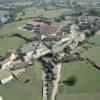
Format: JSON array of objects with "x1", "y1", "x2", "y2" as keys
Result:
[
  {"x1": 0, "y1": 19, "x2": 35, "y2": 38},
  {"x1": 16, "y1": 6, "x2": 72, "y2": 22},
  {"x1": 88, "y1": 34, "x2": 100, "y2": 45},
  {"x1": 57, "y1": 34, "x2": 100, "y2": 100},
  {"x1": 0, "y1": 37, "x2": 25, "y2": 55},
  {"x1": 0, "y1": 11, "x2": 9, "y2": 16},
  {"x1": 82, "y1": 34, "x2": 100, "y2": 63},
  {"x1": 0, "y1": 6, "x2": 100, "y2": 100},
  {"x1": 57, "y1": 61, "x2": 100, "y2": 100},
  {"x1": 0, "y1": 62, "x2": 42, "y2": 100},
  {"x1": 82, "y1": 46, "x2": 100, "y2": 63},
  {"x1": 57, "y1": 93, "x2": 100, "y2": 100}
]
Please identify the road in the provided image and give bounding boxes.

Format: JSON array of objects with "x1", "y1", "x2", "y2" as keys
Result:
[
  {"x1": 51, "y1": 63, "x2": 62, "y2": 100},
  {"x1": 42, "y1": 69, "x2": 48, "y2": 100}
]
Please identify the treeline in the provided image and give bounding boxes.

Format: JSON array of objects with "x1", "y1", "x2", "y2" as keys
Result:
[{"x1": 0, "y1": 0, "x2": 33, "y2": 4}]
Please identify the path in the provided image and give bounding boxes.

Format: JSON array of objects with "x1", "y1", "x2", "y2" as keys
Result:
[{"x1": 51, "y1": 63, "x2": 62, "y2": 100}]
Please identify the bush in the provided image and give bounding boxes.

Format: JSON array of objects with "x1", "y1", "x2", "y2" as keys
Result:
[
  {"x1": 54, "y1": 17, "x2": 61, "y2": 23},
  {"x1": 59, "y1": 15, "x2": 65, "y2": 20},
  {"x1": 54, "y1": 14, "x2": 65, "y2": 23},
  {"x1": 88, "y1": 9, "x2": 99, "y2": 16},
  {"x1": 61, "y1": 55, "x2": 77, "y2": 63},
  {"x1": 63, "y1": 76, "x2": 77, "y2": 86}
]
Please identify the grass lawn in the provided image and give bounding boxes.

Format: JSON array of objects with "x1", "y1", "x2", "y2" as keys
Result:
[
  {"x1": 0, "y1": 61, "x2": 42, "y2": 100},
  {"x1": 82, "y1": 46, "x2": 100, "y2": 63},
  {"x1": 81, "y1": 34, "x2": 100, "y2": 63},
  {"x1": 17, "y1": 7, "x2": 71, "y2": 19},
  {"x1": 0, "y1": 19, "x2": 36, "y2": 38},
  {"x1": 59, "y1": 61, "x2": 100, "y2": 94},
  {"x1": 88, "y1": 34, "x2": 100, "y2": 45},
  {"x1": 57, "y1": 92, "x2": 100, "y2": 100},
  {"x1": 0, "y1": 37, "x2": 25, "y2": 55},
  {"x1": 57, "y1": 61, "x2": 100, "y2": 99},
  {"x1": 0, "y1": 11, "x2": 9, "y2": 16}
]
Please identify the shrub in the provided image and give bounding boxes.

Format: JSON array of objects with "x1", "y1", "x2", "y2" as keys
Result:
[{"x1": 63, "y1": 76, "x2": 77, "y2": 86}]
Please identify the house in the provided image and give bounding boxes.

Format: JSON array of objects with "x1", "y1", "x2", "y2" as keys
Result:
[
  {"x1": 75, "y1": 16, "x2": 100, "y2": 30},
  {"x1": 1, "y1": 52, "x2": 18, "y2": 69},
  {"x1": 23, "y1": 50, "x2": 33, "y2": 64},
  {"x1": 10, "y1": 52, "x2": 18, "y2": 61},
  {"x1": 70, "y1": 24, "x2": 80, "y2": 39},
  {"x1": 57, "y1": 52, "x2": 65, "y2": 59},
  {"x1": 11, "y1": 62, "x2": 27, "y2": 76},
  {"x1": 24, "y1": 21, "x2": 58, "y2": 36},
  {"x1": 1, "y1": 58, "x2": 13, "y2": 70},
  {"x1": 79, "y1": 32, "x2": 86, "y2": 42},
  {"x1": 55, "y1": 36, "x2": 70, "y2": 45},
  {"x1": 33, "y1": 44, "x2": 51, "y2": 59},
  {"x1": 21, "y1": 43, "x2": 36, "y2": 54},
  {"x1": 0, "y1": 71, "x2": 13, "y2": 85},
  {"x1": 11, "y1": 62, "x2": 28, "y2": 70}
]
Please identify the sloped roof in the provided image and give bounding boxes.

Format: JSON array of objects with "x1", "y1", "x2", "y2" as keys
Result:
[
  {"x1": 21, "y1": 43, "x2": 35, "y2": 53},
  {"x1": 40, "y1": 25, "x2": 57, "y2": 34},
  {"x1": 0, "y1": 70, "x2": 12, "y2": 80},
  {"x1": 26, "y1": 21, "x2": 58, "y2": 34},
  {"x1": 13, "y1": 62, "x2": 28, "y2": 69}
]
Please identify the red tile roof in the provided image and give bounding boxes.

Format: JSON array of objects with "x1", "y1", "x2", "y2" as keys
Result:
[
  {"x1": 40, "y1": 25, "x2": 57, "y2": 34},
  {"x1": 26, "y1": 21, "x2": 58, "y2": 34}
]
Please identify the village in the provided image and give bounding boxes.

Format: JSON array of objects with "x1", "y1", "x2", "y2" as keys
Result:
[{"x1": 0, "y1": 0, "x2": 100, "y2": 100}]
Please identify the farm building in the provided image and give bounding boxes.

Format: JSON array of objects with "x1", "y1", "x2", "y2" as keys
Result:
[
  {"x1": 24, "y1": 21, "x2": 58, "y2": 36},
  {"x1": 33, "y1": 44, "x2": 51, "y2": 59},
  {"x1": 1, "y1": 52, "x2": 18, "y2": 69},
  {"x1": 11, "y1": 62, "x2": 28, "y2": 70},
  {"x1": 0, "y1": 71, "x2": 13, "y2": 85}
]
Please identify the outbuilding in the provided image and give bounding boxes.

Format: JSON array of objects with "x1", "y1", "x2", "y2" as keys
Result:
[{"x1": 0, "y1": 71, "x2": 13, "y2": 85}]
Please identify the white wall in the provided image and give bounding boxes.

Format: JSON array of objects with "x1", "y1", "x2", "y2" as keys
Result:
[{"x1": 1, "y1": 75, "x2": 13, "y2": 85}]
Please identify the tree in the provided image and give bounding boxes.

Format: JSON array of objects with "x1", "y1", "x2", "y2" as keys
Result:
[
  {"x1": 61, "y1": 55, "x2": 78, "y2": 63},
  {"x1": 59, "y1": 15, "x2": 65, "y2": 20},
  {"x1": 54, "y1": 14, "x2": 65, "y2": 23},
  {"x1": 9, "y1": 10, "x2": 16, "y2": 22},
  {"x1": 63, "y1": 46, "x2": 71, "y2": 54},
  {"x1": 54, "y1": 17, "x2": 61, "y2": 23},
  {"x1": 63, "y1": 76, "x2": 77, "y2": 86},
  {"x1": 88, "y1": 9, "x2": 99, "y2": 16}
]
